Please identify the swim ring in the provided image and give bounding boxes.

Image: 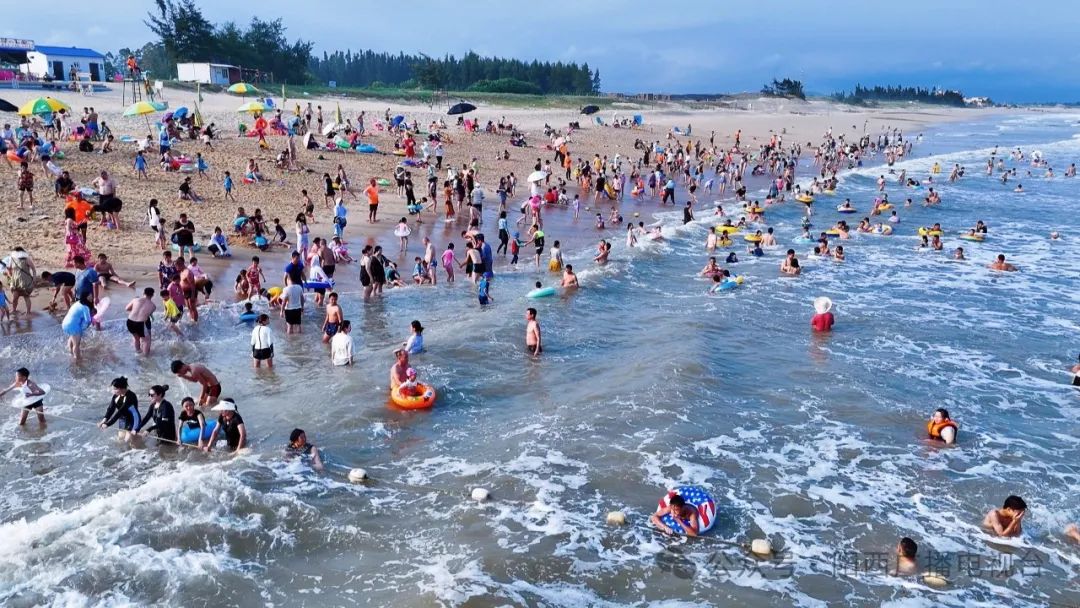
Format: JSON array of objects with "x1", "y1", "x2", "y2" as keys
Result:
[
  {"x1": 793, "y1": 237, "x2": 815, "y2": 245},
  {"x1": 714, "y1": 225, "x2": 741, "y2": 235},
  {"x1": 795, "y1": 194, "x2": 814, "y2": 204},
  {"x1": 824, "y1": 229, "x2": 842, "y2": 236},
  {"x1": 876, "y1": 203, "x2": 893, "y2": 211},
  {"x1": 917, "y1": 227, "x2": 943, "y2": 237},
  {"x1": 747, "y1": 207, "x2": 765, "y2": 214},
  {"x1": 656, "y1": 486, "x2": 716, "y2": 535},
  {"x1": 822, "y1": 189, "x2": 837, "y2": 195},
  {"x1": 238, "y1": 311, "x2": 259, "y2": 322},
  {"x1": 390, "y1": 383, "x2": 436, "y2": 410},
  {"x1": 743, "y1": 235, "x2": 762, "y2": 243},
  {"x1": 717, "y1": 276, "x2": 744, "y2": 291},
  {"x1": 356, "y1": 144, "x2": 378, "y2": 153},
  {"x1": 376, "y1": 178, "x2": 392, "y2": 187},
  {"x1": 11, "y1": 383, "x2": 50, "y2": 409},
  {"x1": 527, "y1": 286, "x2": 556, "y2": 299},
  {"x1": 392, "y1": 149, "x2": 406, "y2": 156},
  {"x1": 180, "y1": 420, "x2": 217, "y2": 444},
  {"x1": 872, "y1": 225, "x2": 894, "y2": 236},
  {"x1": 836, "y1": 206, "x2": 857, "y2": 214},
  {"x1": 302, "y1": 279, "x2": 335, "y2": 291},
  {"x1": 959, "y1": 234, "x2": 985, "y2": 242}
]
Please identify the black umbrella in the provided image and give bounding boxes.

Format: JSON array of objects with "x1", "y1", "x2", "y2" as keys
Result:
[
  {"x1": 580, "y1": 105, "x2": 600, "y2": 115},
  {"x1": 0, "y1": 98, "x2": 17, "y2": 113},
  {"x1": 447, "y1": 102, "x2": 477, "y2": 115}
]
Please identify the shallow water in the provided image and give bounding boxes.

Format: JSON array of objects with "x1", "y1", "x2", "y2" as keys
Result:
[{"x1": 2, "y1": 112, "x2": 1080, "y2": 607}]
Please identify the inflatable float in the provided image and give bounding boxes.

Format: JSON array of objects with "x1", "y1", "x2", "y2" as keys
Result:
[
  {"x1": 795, "y1": 194, "x2": 814, "y2": 204},
  {"x1": 872, "y1": 225, "x2": 894, "y2": 236},
  {"x1": 390, "y1": 383, "x2": 436, "y2": 410},
  {"x1": 714, "y1": 225, "x2": 741, "y2": 235},
  {"x1": 959, "y1": 234, "x2": 985, "y2": 242},
  {"x1": 11, "y1": 383, "x2": 50, "y2": 409},
  {"x1": 837, "y1": 206, "x2": 857, "y2": 214},
  {"x1": 180, "y1": 420, "x2": 217, "y2": 444},
  {"x1": 302, "y1": 279, "x2": 335, "y2": 291},
  {"x1": 656, "y1": 486, "x2": 716, "y2": 535},
  {"x1": 917, "y1": 227, "x2": 943, "y2": 237},
  {"x1": 716, "y1": 276, "x2": 744, "y2": 291},
  {"x1": 743, "y1": 234, "x2": 762, "y2": 243},
  {"x1": 527, "y1": 286, "x2": 556, "y2": 298}
]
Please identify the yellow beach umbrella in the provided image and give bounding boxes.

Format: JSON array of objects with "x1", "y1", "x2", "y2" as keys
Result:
[
  {"x1": 123, "y1": 100, "x2": 163, "y2": 131},
  {"x1": 237, "y1": 101, "x2": 270, "y2": 114},
  {"x1": 18, "y1": 96, "x2": 70, "y2": 116},
  {"x1": 228, "y1": 82, "x2": 259, "y2": 96}
]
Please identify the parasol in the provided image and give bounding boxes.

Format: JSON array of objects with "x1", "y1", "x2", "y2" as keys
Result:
[
  {"x1": 527, "y1": 170, "x2": 547, "y2": 183},
  {"x1": 447, "y1": 102, "x2": 477, "y2": 115},
  {"x1": 580, "y1": 105, "x2": 600, "y2": 115}
]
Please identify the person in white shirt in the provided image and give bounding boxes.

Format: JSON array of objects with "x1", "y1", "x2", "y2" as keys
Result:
[
  {"x1": 250, "y1": 313, "x2": 274, "y2": 368},
  {"x1": 330, "y1": 320, "x2": 353, "y2": 366},
  {"x1": 280, "y1": 276, "x2": 304, "y2": 334}
]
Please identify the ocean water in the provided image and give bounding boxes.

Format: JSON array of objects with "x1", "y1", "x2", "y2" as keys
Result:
[{"x1": 2, "y1": 112, "x2": 1080, "y2": 607}]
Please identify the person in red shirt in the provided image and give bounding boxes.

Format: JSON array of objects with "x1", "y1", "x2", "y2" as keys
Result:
[{"x1": 811, "y1": 296, "x2": 834, "y2": 332}]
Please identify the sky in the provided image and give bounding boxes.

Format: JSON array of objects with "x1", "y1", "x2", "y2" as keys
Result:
[{"x1": 5, "y1": 0, "x2": 1079, "y2": 103}]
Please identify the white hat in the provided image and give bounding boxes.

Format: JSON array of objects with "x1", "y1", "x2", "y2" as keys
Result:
[
  {"x1": 212, "y1": 399, "x2": 237, "y2": 412},
  {"x1": 813, "y1": 296, "x2": 833, "y2": 314}
]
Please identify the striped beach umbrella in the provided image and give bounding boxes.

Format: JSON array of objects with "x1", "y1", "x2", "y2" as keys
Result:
[
  {"x1": 228, "y1": 82, "x2": 259, "y2": 96},
  {"x1": 123, "y1": 99, "x2": 163, "y2": 131},
  {"x1": 237, "y1": 101, "x2": 270, "y2": 114},
  {"x1": 18, "y1": 96, "x2": 70, "y2": 116}
]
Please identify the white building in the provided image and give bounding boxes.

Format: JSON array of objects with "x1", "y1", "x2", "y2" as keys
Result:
[
  {"x1": 176, "y1": 62, "x2": 239, "y2": 86},
  {"x1": 23, "y1": 45, "x2": 106, "y2": 81}
]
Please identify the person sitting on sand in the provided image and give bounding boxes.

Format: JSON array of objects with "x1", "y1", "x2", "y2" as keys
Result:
[
  {"x1": 988, "y1": 254, "x2": 1018, "y2": 271},
  {"x1": 983, "y1": 495, "x2": 1027, "y2": 537}
]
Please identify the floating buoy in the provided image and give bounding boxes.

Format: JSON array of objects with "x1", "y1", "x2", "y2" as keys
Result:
[
  {"x1": 347, "y1": 468, "x2": 368, "y2": 482},
  {"x1": 633, "y1": 212, "x2": 640, "y2": 217},
  {"x1": 750, "y1": 539, "x2": 773, "y2": 556},
  {"x1": 922, "y1": 572, "x2": 949, "y2": 588},
  {"x1": 606, "y1": 511, "x2": 627, "y2": 525},
  {"x1": 471, "y1": 487, "x2": 490, "y2": 502}
]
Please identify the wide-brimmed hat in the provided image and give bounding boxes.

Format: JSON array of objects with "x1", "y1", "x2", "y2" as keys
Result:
[{"x1": 813, "y1": 296, "x2": 833, "y2": 314}]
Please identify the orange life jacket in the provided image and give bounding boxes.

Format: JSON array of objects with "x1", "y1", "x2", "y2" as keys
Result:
[{"x1": 927, "y1": 419, "x2": 958, "y2": 440}]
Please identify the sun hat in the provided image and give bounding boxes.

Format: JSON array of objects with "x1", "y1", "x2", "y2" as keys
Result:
[
  {"x1": 405, "y1": 367, "x2": 417, "y2": 378},
  {"x1": 212, "y1": 398, "x2": 237, "y2": 412},
  {"x1": 813, "y1": 296, "x2": 833, "y2": 314}
]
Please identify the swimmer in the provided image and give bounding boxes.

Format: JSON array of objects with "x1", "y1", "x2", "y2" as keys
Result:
[
  {"x1": 525, "y1": 307, "x2": 542, "y2": 356},
  {"x1": 927, "y1": 408, "x2": 958, "y2": 444},
  {"x1": 402, "y1": 319, "x2": 424, "y2": 354},
  {"x1": 561, "y1": 264, "x2": 579, "y2": 288},
  {"x1": 1070, "y1": 354, "x2": 1080, "y2": 387},
  {"x1": 893, "y1": 537, "x2": 919, "y2": 576},
  {"x1": 321, "y1": 292, "x2": 343, "y2": 344},
  {"x1": 988, "y1": 254, "x2": 1018, "y2": 272},
  {"x1": 953, "y1": 247, "x2": 966, "y2": 260},
  {"x1": 889, "y1": 211, "x2": 900, "y2": 223},
  {"x1": 700, "y1": 257, "x2": 722, "y2": 277},
  {"x1": 1066, "y1": 523, "x2": 1080, "y2": 543},
  {"x1": 982, "y1": 495, "x2": 1027, "y2": 538},
  {"x1": 1014, "y1": 183, "x2": 1023, "y2": 193},
  {"x1": 0, "y1": 367, "x2": 47, "y2": 426},
  {"x1": 390, "y1": 348, "x2": 410, "y2": 389},
  {"x1": 170, "y1": 359, "x2": 221, "y2": 406},
  {"x1": 761, "y1": 227, "x2": 777, "y2": 247},
  {"x1": 398, "y1": 367, "x2": 422, "y2": 397},
  {"x1": 124, "y1": 287, "x2": 156, "y2": 355},
  {"x1": 650, "y1": 493, "x2": 700, "y2": 537},
  {"x1": 780, "y1": 249, "x2": 801, "y2": 276},
  {"x1": 833, "y1": 245, "x2": 845, "y2": 262},
  {"x1": 286, "y1": 428, "x2": 324, "y2": 471}
]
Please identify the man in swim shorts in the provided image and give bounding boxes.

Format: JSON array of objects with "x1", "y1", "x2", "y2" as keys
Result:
[
  {"x1": 170, "y1": 359, "x2": 221, "y2": 407},
  {"x1": 525, "y1": 307, "x2": 542, "y2": 356},
  {"x1": 94, "y1": 253, "x2": 136, "y2": 288},
  {"x1": 322, "y1": 291, "x2": 342, "y2": 344},
  {"x1": 124, "y1": 287, "x2": 156, "y2": 355},
  {"x1": 561, "y1": 264, "x2": 579, "y2": 288},
  {"x1": 390, "y1": 348, "x2": 410, "y2": 389}
]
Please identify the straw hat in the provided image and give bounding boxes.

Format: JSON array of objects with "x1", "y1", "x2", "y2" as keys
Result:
[{"x1": 813, "y1": 296, "x2": 833, "y2": 314}]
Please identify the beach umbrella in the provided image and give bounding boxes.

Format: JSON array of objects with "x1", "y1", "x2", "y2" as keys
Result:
[
  {"x1": 172, "y1": 106, "x2": 190, "y2": 120},
  {"x1": 322, "y1": 122, "x2": 341, "y2": 136},
  {"x1": 228, "y1": 82, "x2": 259, "y2": 96},
  {"x1": 192, "y1": 103, "x2": 204, "y2": 128},
  {"x1": 123, "y1": 100, "x2": 162, "y2": 131},
  {"x1": 335, "y1": 102, "x2": 343, "y2": 125},
  {"x1": 447, "y1": 102, "x2": 476, "y2": 115},
  {"x1": 237, "y1": 101, "x2": 270, "y2": 114},
  {"x1": 0, "y1": 98, "x2": 17, "y2": 112},
  {"x1": 580, "y1": 105, "x2": 600, "y2": 115},
  {"x1": 527, "y1": 170, "x2": 547, "y2": 183},
  {"x1": 18, "y1": 96, "x2": 70, "y2": 116},
  {"x1": 391, "y1": 115, "x2": 405, "y2": 128}
]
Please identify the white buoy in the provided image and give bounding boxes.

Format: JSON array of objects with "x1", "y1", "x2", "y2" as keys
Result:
[
  {"x1": 922, "y1": 572, "x2": 949, "y2": 588},
  {"x1": 347, "y1": 468, "x2": 368, "y2": 482},
  {"x1": 633, "y1": 212, "x2": 640, "y2": 217},
  {"x1": 606, "y1": 511, "x2": 627, "y2": 525},
  {"x1": 471, "y1": 487, "x2": 490, "y2": 502},
  {"x1": 750, "y1": 539, "x2": 773, "y2": 556}
]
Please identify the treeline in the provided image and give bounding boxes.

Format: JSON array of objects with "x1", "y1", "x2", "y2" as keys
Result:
[
  {"x1": 119, "y1": 0, "x2": 600, "y2": 94},
  {"x1": 833, "y1": 84, "x2": 966, "y2": 106},
  {"x1": 761, "y1": 78, "x2": 806, "y2": 100},
  {"x1": 144, "y1": 0, "x2": 312, "y2": 82},
  {"x1": 309, "y1": 50, "x2": 599, "y2": 94}
]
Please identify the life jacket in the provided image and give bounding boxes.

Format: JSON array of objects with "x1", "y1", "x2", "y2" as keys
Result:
[{"x1": 927, "y1": 419, "x2": 958, "y2": 441}]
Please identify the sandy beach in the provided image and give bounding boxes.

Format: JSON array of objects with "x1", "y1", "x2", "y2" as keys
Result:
[{"x1": 1, "y1": 85, "x2": 990, "y2": 278}]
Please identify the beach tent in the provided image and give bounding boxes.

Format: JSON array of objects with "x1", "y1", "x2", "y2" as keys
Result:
[
  {"x1": 633, "y1": 115, "x2": 643, "y2": 126},
  {"x1": 391, "y1": 115, "x2": 406, "y2": 128}
]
